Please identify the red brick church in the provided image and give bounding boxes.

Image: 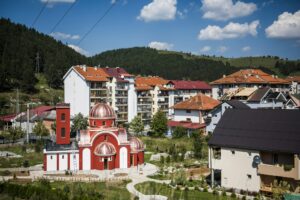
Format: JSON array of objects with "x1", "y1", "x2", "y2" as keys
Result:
[{"x1": 43, "y1": 103, "x2": 144, "y2": 171}]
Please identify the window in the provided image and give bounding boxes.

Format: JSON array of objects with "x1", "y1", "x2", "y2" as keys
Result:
[
  {"x1": 62, "y1": 155, "x2": 64, "y2": 159},
  {"x1": 248, "y1": 152, "x2": 252, "y2": 156},
  {"x1": 50, "y1": 156, "x2": 53, "y2": 159},
  {"x1": 213, "y1": 148, "x2": 221, "y2": 159},
  {"x1": 186, "y1": 110, "x2": 191, "y2": 113},
  {"x1": 102, "y1": 121, "x2": 106, "y2": 126},
  {"x1": 247, "y1": 174, "x2": 252, "y2": 179},
  {"x1": 104, "y1": 135, "x2": 108, "y2": 141},
  {"x1": 73, "y1": 155, "x2": 76, "y2": 159},
  {"x1": 61, "y1": 128, "x2": 66, "y2": 137},
  {"x1": 186, "y1": 118, "x2": 191, "y2": 122},
  {"x1": 273, "y1": 153, "x2": 279, "y2": 164},
  {"x1": 231, "y1": 150, "x2": 235, "y2": 155},
  {"x1": 61, "y1": 113, "x2": 65, "y2": 121}
]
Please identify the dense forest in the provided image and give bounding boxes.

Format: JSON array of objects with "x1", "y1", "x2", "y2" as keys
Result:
[
  {"x1": 0, "y1": 18, "x2": 87, "y2": 92},
  {"x1": 0, "y1": 18, "x2": 299, "y2": 93}
]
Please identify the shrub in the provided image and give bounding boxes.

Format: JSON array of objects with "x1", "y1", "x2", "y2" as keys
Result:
[
  {"x1": 203, "y1": 187, "x2": 208, "y2": 192},
  {"x1": 212, "y1": 190, "x2": 218, "y2": 195},
  {"x1": 65, "y1": 170, "x2": 69, "y2": 175},
  {"x1": 222, "y1": 191, "x2": 227, "y2": 196},
  {"x1": 13, "y1": 173, "x2": 16, "y2": 180},
  {"x1": 23, "y1": 160, "x2": 29, "y2": 168},
  {"x1": 231, "y1": 192, "x2": 236, "y2": 198},
  {"x1": 242, "y1": 196, "x2": 246, "y2": 200},
  {"x1": 2, "y1": 170, "x2": 11, "y2": 176}
]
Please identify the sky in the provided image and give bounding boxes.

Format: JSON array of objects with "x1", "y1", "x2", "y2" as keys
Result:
[{"x1": 0, "y1": 0, "x2": 300, "y2": 59}]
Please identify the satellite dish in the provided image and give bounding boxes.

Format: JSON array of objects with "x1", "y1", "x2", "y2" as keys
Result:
[{"x1": 253, "y1": 155, "x2": 261, "y2": 165}]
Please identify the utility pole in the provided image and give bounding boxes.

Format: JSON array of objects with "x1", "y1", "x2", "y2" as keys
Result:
[
  {"x1": 27, "y1": 103, "x2": 30, "y2": 143},
  {"x1": 35, "y1": 52, "x2": 40, "y2": 74},
  {"x1": 16, "y1": 88, "x2": 20, "y2": 128}
]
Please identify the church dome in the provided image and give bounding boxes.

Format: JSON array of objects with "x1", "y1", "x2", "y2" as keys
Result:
[
  {"x1": 94, "y1": 142, "x2": 116, "y2": 156},
  {"x1": 129, "y1": 137, "x2": 144, "y2": 153},
  {"x1": 90, "y1": 103, "x2": 116, "y2": 119}
]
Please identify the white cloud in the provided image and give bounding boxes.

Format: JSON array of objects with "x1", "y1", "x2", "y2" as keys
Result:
[
  {"x1": 111, "y1": 0, "x2": 116, "y2": 4},
  {"x1": 68, "y1": 44, "x2": 89, "y2": 56},
  {"x1": 217, "y1": 46, "x2": 228, "y2": 53},
  {"x1": 265, "y1": 10, "x2": 300, "y2": 39},
  {"x1": 242, "y1": 46, "x2": 251, "y2": 51},
  {"x1": 198, "y1": 20, "x2": 259, "y2": 40},
  {"x1": 148, "y1": 41, "x2": 174, "y2": 50},
  {"x1": 200, "y1": 46, "x2": 211, "y2": 52},
  {"x1": 50, "y1": 32, "x2": 80, "y2": 40},
  {"x1": 137, "y1": 0, "x2": 177, "y2": 22},
  {"x1": 201, "y1": 0, "x2": 257, "y2": 21}
]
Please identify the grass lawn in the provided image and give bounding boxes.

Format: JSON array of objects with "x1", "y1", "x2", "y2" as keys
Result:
[
  {"x1": 141, "y1": 136, "x2": 195, "y2": 153},
  {"x1": 1, "y1": 180, "x2": 131, "y2": 200},
  {"x1": 0, "y1": 144, "x2": 43, "y2": 168},
  {"x1": 135, "y1": 181, "x2": 237, "y2": 200}
]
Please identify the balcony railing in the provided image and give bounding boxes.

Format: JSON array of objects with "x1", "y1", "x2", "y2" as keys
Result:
[{"x1": 258, "y1": 163, "x2": 298, "y2": 179}]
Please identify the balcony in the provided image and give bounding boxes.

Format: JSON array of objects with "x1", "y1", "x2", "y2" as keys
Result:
[{"x1": 258, "y1": 163, "x2": 299, "y2": 180}]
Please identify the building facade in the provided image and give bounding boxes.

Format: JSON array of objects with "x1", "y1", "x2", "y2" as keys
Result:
[
  {"x1": 210, "y1": 69, "x2": 290, "y2": 99},
  {"x1": 208, "y1": 109, "x2": 300, "y2": 193},
  {"x1": 44, "y1": 103, "x2": 144, "y2": 171}
]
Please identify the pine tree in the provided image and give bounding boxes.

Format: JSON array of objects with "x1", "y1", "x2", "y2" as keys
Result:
[
  {"x1": 150, "y1": 110, "x2": 167, "y2": 137},
  {"x1": 129, "y1": 116, "x2": 144, "y2": 135}
]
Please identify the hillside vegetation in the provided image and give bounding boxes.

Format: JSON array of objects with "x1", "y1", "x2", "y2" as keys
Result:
[{"x1": 1, "y1": 18, "x2": 300, "y2": 96}]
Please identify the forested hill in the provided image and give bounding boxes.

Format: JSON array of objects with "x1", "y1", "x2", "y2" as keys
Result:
[
  {"x1": 0, "y1": 18, "x2": 87, "y2": 92},
  {"x1": 1, "y1": 18, "x2": 300, "y2": 93},
  {"x1": 90, "y1": 47, "x2": 236, "y2": 82}
]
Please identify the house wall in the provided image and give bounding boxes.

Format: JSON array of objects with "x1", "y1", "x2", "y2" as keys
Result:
[
  {"x1": 64, "y1": 69, "x2": 90, "y2": 117},
  {"x1": 59, "y1": 153, "x2": 68, "y2": 171},
  {"x1": 206, "y1": 107, "x2": 221, "y2": 133},
  {"x1": 46, "y1": 154, "x2": 57, "y2": 171},
  {"x1": 210, "y1": 147, "x2": 260, "y2": 192},
  {"x1": 173, "y1": 109, "x2": 200, "y2": 123}
]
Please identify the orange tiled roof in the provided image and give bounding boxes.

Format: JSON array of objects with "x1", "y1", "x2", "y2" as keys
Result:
[
  {"x1": 135, "y1": 76, "x2": 169, "y2": 91},
  {"x1": 74, "y1": 66, "x2": 110, "y2": 82},
  {"x1": 210, "y1": 69, "x2": 289, "y2": 85},
  {"x1": 286, "y1": 76, "x2": 300, "y2": 83},
  {"x1": 172, "y1": 94, "x2": 220, "y2": 111}
]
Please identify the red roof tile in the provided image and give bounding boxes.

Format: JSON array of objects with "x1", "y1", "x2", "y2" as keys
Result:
[
  {"x1": 168, "y1": 80, "x2": 211, "y2": 90},
  {"x1": 74, "y1": 66, "x2": 110, "y2": 82},
  {"x1": 172, "y1": 93, "x2": 220, "y2": 110},
  {"x1": 210, "y1": 69, "x2": 289, "y2": 85}
]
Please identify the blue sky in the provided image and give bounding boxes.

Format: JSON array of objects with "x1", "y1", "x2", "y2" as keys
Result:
[{"x1": 0, "y1": 0, "x2": 300, "y2": 59}]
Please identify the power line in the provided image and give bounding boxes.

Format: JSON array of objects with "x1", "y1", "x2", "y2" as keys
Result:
[
  {"x1": 77, "y1": 1, "x2": 117, "y2": 45},
  {"x1": 49, "y1": 0, "x2": 78, "y2": 34},
  {"x1": 31, "y1": 0, "x2": 49, "y2": 27}
]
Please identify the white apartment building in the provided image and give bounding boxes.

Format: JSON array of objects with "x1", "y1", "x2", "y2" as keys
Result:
[{"x1": 63, "y1": 65, "x2": 135, "y2": 123}]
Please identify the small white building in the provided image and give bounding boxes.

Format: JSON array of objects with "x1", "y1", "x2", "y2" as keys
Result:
[
  {"x1": 286, "y1": 76, "x2": 300, "y2": 94},
  {"x1": 208, "y1": 109, "x2": 300, "y2": 193}
]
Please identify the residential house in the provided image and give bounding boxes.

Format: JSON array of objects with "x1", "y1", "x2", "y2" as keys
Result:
[
  {"x1": 168, "y1": 94, "x2": 220, "y2": 136},
  {"x1": 166, "y1": 80, "x2": 212, "y2": 115},
  {"x1": 210, "y1": 69, "x2": 290, "y2": 99},
  {"x1": 286, "y1": 76, "x2": 300, "y2": 94},
  {"x1": 208, "y1": 109, "x2": 300, "y2": 193},
  {"x1": 206, "y1": 100, "x2": 250, "y2": 133}
]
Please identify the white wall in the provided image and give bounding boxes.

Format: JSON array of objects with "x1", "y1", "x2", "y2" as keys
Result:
[
  {"x1": 47, "y1": 154, "x2": 57, "y2": 171},
  {"x1": 59, "y1": 153, "x2": 68, "y2": 171},
  {"x1": 70, "y1": 153, "x2": 79, "y2": 171},
  {"x1": 64, "y1": 69, "x2": 90, "y2": 117},
  {"x1": 82, "y1": 148, "x2": 91, "y2": 170},
  {"x1": 127, "y1": 77, "x2": 137, "y2": 122},
  {"x1": 119, "y1": 147, "x2": 128, "y2": 169},
  {"x1": 212, "y1": 87, "x2": 220, "y2": 100},
  {"x1": 210, "y1": 147, "x2": 260, "y2": 192},
  {"x1": 173, "y1": 110, "x2": 200, "y2": 123},
  {"x1": 206, "y1": 107, "x2": 221, "y2": 133}
]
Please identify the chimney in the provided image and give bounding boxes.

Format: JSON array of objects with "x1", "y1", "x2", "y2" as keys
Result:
[
  {"x1": 223, "y1": 74, "x2": 226, "y2": 78},
  {"x1": 83, "y1": 65, "x2": 87, "y2": 72},
  {"x1": 56, "y1": 103, "x2": 70, "y2": 145},
  {"x1": 94, "y1": 66, "x2": 97, "y2": 70},
  {"x1": 272, "y1": 75, "x2": 275, "y2": 78}
]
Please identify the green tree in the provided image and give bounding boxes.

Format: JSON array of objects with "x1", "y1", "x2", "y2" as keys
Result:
[
  {"x1": 33, "y1": 121, "x2": 49, "y2": 137},
  {"x1": 150, "y1": 110, "x2": 167, "y2": 137},
  {"x1": 71, "y1": 113, "x2": 88, "y2": 133},
  {"x1": 192, "y1": 130, "x2": 204, "y2": 159},
  {"x1": 129, "y1": 116, "x2": 144, "y2": 135},
  {"x1": 8, "y1": 127, "x2": 25, "y2": 143},
  {"x1": 272, "y1": 180, "x2": 290, "y2": 200},
  {"x1": 172, "y1": 126, "x2": 187, "y2": 138}
]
